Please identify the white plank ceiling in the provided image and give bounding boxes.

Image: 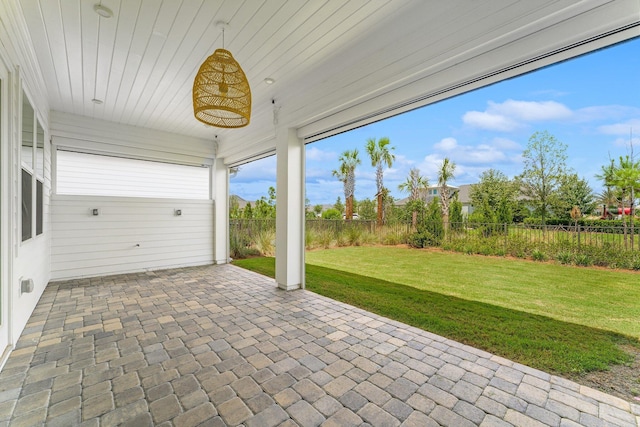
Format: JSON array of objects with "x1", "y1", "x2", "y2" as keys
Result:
[{"x1": 17, "y1": 0, "x2": 640, "y2": 165}]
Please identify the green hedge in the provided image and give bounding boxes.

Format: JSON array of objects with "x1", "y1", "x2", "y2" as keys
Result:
[{"x1": 523, "y1": 217, "x2": 640, "y2": 229}]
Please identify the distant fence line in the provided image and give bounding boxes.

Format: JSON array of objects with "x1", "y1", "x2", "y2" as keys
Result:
[{"x1": 230, "y1": 219, "x2": 640, "y2": 251}]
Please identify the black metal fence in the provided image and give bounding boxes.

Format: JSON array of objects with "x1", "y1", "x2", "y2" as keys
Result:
[
  {"x1": 230, "y1": 219, "x2": 640, "y2": 266},
  {"x1": 231, "y1": 219, "x2": 640, "y2": 249}
]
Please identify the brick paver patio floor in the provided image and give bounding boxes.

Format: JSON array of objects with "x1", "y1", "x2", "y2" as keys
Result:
[{"x1": 0, "y1": 264, "x2": 638, "y2": 426}]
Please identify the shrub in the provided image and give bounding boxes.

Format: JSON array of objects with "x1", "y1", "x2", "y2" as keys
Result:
[
  {"x1": 383, "y1": 232, "x2": 405, "y2": 246},
  {"x1": 556, "y1": 252, "x2": 573, "y2": 265},
  {"x1": 532, "y1": 249, "x2": 547, "y2": 262},
  {"x1": 478, "y1": 244, "x2": 494, "y2": 256},
  {"x1": 305, "y1": 229, "x2": 316, "y2": 250},
  {"x1": 255, "y1": 230, "x2": 275, "y2": 256},
  {"x1": 318, "y1": 230, "x2": 333, "y2": 249},
  {"x1": 360, "y1": 231, "x2": 378, "y2": 245},
  {"x1": 230, "y1": 232, "x2": 255, "y2": 259},
  {"x1": 346, "y1": 226, "x2": 363, "y2": 246},
  {"x1": 574, "y1": 254, "x2": 593, "y2": 267},
  {"x1": 322, "y1": 209, "x2": 341, "y2": 220},
  {"x1": 408, "y1": 230, "x2": 433, "y2": 248}
]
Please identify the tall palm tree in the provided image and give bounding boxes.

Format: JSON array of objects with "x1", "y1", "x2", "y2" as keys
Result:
[
  {"x1": 398, "y1": 168, "x2": 428, "y2": 227},
  {"x1": 332, "y1": 149, "x2": 361, "y2": 220},
  {"x1": 597, "y1": 155, "x2": 640, "y2": 248},
  {"x1": 438, "y1": 157, "x2": 456, "y2": 228},
  {"x1": 365, "y1": 137, "x2": 395, "y2": 226}
]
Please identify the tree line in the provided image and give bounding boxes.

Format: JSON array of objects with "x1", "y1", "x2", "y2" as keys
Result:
[{"x1": 231, "y1": 130, "x2": 640, "y2": 233}]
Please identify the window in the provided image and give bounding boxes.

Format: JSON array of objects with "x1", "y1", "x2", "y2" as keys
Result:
[
  {"x1": 36, "y1": 121, "x2": 44, "y2": 176},
  {"x1": 21, "y1": 93, "x2": 33, "y2": 169},
  {"x1": 56, "y1": 151, "x2": 210, "y2": 199},
  {"x1": 21, "y1": 92, "x2": 34, "y2": 242},
  {"x1": 21, "y1": 92, "x2": 46, "y2": 240},
  {"x1": 36, "y1": 180, "x2": 43, "y2": 235},
  {"x1": 35, "y1": 121, "x2": 44, "y2": 236},
  {"x1": 21, "y1": 169, "x2": 32, "y2": 241}
]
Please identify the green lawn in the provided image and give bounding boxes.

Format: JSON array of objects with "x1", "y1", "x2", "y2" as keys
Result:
[
  {"x1": 233, "y1": 248, "x2": 640, "y2": 376},
  {"x1": 306, "y1": 246, "x2": 640, "y2": 338}
]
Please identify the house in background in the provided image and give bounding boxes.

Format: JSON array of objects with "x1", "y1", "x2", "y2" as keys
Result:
[
  {"x1": 1, "y1": 0, "x2": 638, "y2": 368},
  {"x1": 397, "y1": 184, "x2": 475, "y2": 217}
]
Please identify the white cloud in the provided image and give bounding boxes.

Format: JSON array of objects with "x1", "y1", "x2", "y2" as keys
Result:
[
  {"x1": 231, "y1": 180, "x2": 276, "y2": 202},
  {"x1": 462, "y1": 111, "x2": 519, "y2": 132},
  {"x1": 491, "y1": 137, "x2": 521, "y2": 150},
  {"x1": 495, "y1": 100, "x2": 572, "y2": 121},
  {"x1": 306, "y1": 146, "x2": 337, "y2": 162},
  {"x1": 432, "y1": 137, "x2": 513, "y2": 165},
  {"x1": 597, "y1": 119, "x2": 640, "y2": 135},
  {"x1": 434, "y1": 137, "x2": 458, "y2": 151},
  {"x1": 231, "y1": 156, "x2": 276, "y2": 183},
  {"x1": 306, "y1": 179, "x2": 343, "y2": 205},
  {"x1": 575, "y1": 106, "x2": 640, "y2": 123},
  {"x1": 418, "y1": 154, "x2": 444, "y2": 182},
  {"x1": 454, "y1": 164, "x2": 494, "y2": 183},
  {"x1": 459, "y1": 146, "x2": 507, "y2": 164},
  {"x1": 307, "y1": 166, "x2": 333, "y2": 179},
  {"x1": 463, "y1": 99, "x2": 572, "y2": 132},
  {"x1": 611, "y1": 136, "x2": 640, "y2": 148}
]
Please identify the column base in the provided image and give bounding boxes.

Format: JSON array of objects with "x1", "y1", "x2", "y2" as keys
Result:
[{"x1": 277, "y1": 282, "x2": 301, "y2": 291}]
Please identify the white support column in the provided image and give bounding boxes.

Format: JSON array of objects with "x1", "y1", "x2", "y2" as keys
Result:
[
  {"x1": 275, "y1": 128, "x2": 305, "y2": 290},
  {"x1": 212, "y1": 158, "x2": 230, "y2": 264}
]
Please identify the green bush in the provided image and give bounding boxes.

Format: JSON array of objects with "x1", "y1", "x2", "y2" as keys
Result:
[
  {"x1": 532, "y1": 249, "x2": 547, "y2": 262},
  {"x1": 408, "y1": 230, "x2": 433, "y2": 248},
  {"x1": 230, "y1": 232, "x2": 257, "y2": 259},
  {"x1": 574, "y1": 254, "x2": 593, "y2": 267},
  {"x1": 556, "y1": 252, "x2": 573, "y2": 265},
  {"x1": 322, "y1": 208, "x2": 342, "y2": 220}
]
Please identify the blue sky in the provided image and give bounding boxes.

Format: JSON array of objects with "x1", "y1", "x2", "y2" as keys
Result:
[{"x1": 231, "y1": 37, "x2": 640, "y2": 206}]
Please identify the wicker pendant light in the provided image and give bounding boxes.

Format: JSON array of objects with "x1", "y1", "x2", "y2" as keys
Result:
[{"x1": 193, "y1": 23, "x2": 251, "y2": 128}]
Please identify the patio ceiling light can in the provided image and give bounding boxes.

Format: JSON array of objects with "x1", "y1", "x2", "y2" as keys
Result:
[{"x1": 193, "y1": 25, "x2": 251, "y2": 129}]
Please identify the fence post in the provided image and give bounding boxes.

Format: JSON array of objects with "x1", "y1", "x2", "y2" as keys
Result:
[{"x1": 504, "y1": 223, "x2": 508, "y2": 254}]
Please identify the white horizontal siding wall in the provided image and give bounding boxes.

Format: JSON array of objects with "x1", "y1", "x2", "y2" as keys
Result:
[
  {"x1": 56, "y1": 151, "x2": 210, "y2": 199},
  {"x1": 51, "y1": 195, "x2": 214, "y2": 280}
]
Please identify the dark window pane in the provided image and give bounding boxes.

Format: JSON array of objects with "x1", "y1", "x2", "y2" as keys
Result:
[
  {"x1": 22, "y1": 168, "x2": 32, "y2": 241},
  {"x1": 36, "y1": 179, "x2": 43, "y2": 235},
  {"x1": 22, "y1": 92, "x2": 34, "y2": 169},
  {"x1": 36, "y1": 121, "x2": 44, "y2": 177}
]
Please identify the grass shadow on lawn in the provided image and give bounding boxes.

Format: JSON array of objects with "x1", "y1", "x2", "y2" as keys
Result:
[{"x1": 233, "y1": 257, "x2": 639, "y2": 376}]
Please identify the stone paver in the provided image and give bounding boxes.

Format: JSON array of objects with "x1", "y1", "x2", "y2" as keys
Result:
[{"x1": 0, "y1": 264, "x2": 637, "y2": 426}]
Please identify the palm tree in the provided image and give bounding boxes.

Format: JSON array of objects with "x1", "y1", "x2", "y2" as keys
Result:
[
  {"x1": 398, "y1": 168, "x2": 428, "y2": 227},
  {"x1": 613, "y1": 155, "x2": 640, "y2": 249},
  {"x1": 365, "y1": 137, "x2": 395, "y2": 226},
  {"x1": 438, "y1": 157, "x2": 456, "y2": 229},
  {"x1": 332, "y1": 149, "x2": 361, "y2": 220},
  {"x1": 597, "y1": 155, "x2": 640, "y2": 248}
]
